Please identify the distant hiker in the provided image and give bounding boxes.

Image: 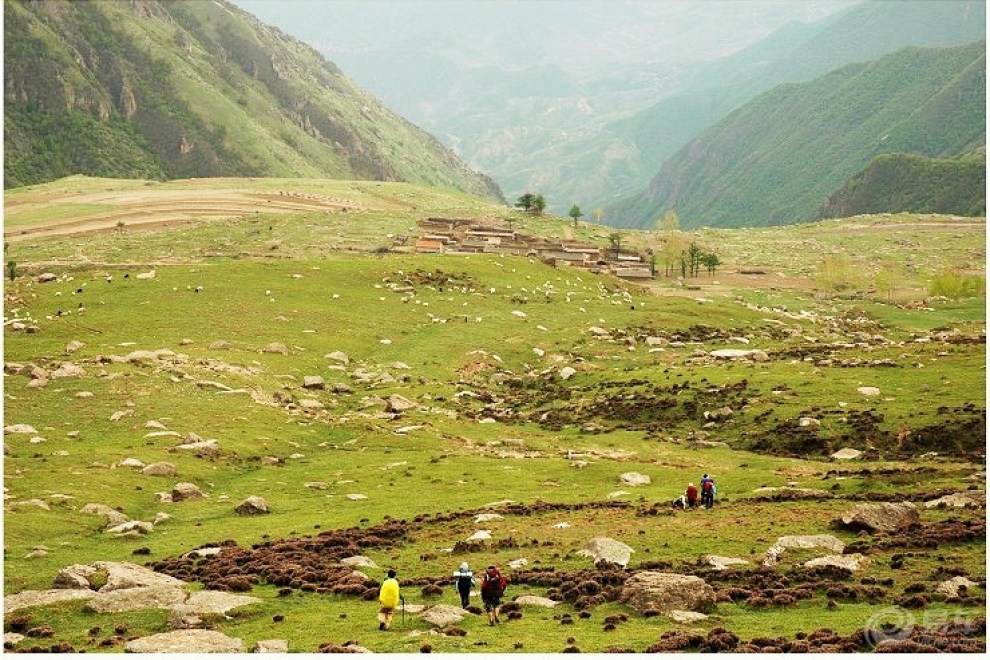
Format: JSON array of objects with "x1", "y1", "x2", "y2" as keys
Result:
[
  {"x1": 378, "y1": 569, "x2": 400, "y2": 631},
  {"x1": 480, "y1": 565, "x2": 507, "y2": 626},
  {"x1": 452, "y1": 561, "x2": 476, "y2": 608},
  {"x1": 701, "y1": 476, "x2": 716, "y2": 509},
  {"x1": 685, "y1": 482, "x2": 699, "y2": 508}
]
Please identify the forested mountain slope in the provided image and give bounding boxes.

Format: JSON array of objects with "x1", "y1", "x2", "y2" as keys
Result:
[
  {"x1": 609, "y1": 43, "x2": 985, "y2": 229},
  {"x1": 550, "y1": 0, "x2": 985, "y2": 215},
  {"x1": 3, "y1": 0, "x2": 503, "y2": 201}
]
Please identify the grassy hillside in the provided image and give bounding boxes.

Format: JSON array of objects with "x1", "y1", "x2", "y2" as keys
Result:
[
  {"x1": 609, "y1": 43, "x2": 986, "y2": 229},
  {"x1": 2, "y1": 178, "x2": 985, "y2": 652},
  {"x1": 2, "y1": 0, "x2": 503, "y2": 202},
  {"x1": 820, "y1": 150, "x2": 987, "y2": 218},
  {"x1": 512, "y1": 0, "x2": 986, "y2": 215}
]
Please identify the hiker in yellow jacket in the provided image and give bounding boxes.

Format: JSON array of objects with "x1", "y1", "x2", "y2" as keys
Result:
[{"x1": 378, "y1": 569, "x2": 400, "y2": 631}]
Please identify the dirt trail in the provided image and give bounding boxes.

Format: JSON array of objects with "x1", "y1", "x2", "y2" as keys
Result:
[{"x1": 4, "y1": 187, "x2": 371, "y2": 243}]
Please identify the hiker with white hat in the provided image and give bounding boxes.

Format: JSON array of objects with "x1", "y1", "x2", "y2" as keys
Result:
[{"x1": 452, "y1": 561, "x2": 476, "y2": 608}]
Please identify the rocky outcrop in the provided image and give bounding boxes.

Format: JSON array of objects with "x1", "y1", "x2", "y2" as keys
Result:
[
  {"x1": 4, "y1": 589, "x2": 96, "y2": 613},
  {"x1": 235, "y1": 496, "x2": 270, "y2": 515},
  {"x1": 87, "y1": 584, "x2": 187, "y2": 613},
  {"x1": 619, "y1": 572, "x2": 716, "y2": 614},
  {"x1": 124, "y1": 629, "x2": 245, "y2": 653},
  {"x1": 804, "y1": 553, "x2": 870, "y2": 571},
  {"x1": 924, "y1": 491, "x2": 985, "y2": 509},
  {"x1": 420, "y1": 604, "x2": 469, "y2": 627},
  {"x1": 837, "y1": 502, "x2": 920, "y2": 533},
  {"x1": 763, "y1": 534, "x2": 845, "y2": 567},
  {"x1": 577, "y1": 537, "x2": 634, "y2": 568}
]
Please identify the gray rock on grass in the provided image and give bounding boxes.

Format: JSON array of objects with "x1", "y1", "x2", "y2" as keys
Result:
[
  {"x1": 124, "y1": 629, "x2": 245, "y2": 653},
  {"x1": 420, "y1": 604, "x2": 470, "y2": 627},
  {"x1": 577, "y1": 537, "x2": 634, "y2": 568},
  {"x1": 235, "y1": 496, "x2": 270, "y2": 515},
  {"x1": 619, "y1": 572, "x2": 716, "y2": 614},
  {"x1": 837, "y1": 502, "x2": 919, "y2": 533}
]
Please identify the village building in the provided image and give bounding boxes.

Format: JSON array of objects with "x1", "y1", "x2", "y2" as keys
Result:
[{"x1": 409, "y1": 218, "x2": 654, "y2": 280}]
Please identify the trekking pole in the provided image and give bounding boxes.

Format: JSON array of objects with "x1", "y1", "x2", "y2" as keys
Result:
[{"x1": 400, "y1": 595, "x2": 405, "y2": 627}]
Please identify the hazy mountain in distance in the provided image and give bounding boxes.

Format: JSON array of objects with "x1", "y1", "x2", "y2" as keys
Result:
[
  {"x1": 609, "y1": 42, "x2": 985, "y2": 229},
  {"x1": 230, "y1": 0, "x2": 853, "y2": 205}
]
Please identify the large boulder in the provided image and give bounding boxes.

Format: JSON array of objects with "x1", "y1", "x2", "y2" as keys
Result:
[
  {"x1": 253, "y1": 640, "x2": 289, "y2": 653},
  {"x1": 804, "y1": 554, "x2": 870, "y2": 572},
  {"x1": 4, "y1": 589, "x2": 96, "y2": 613},
  {"x1": 87, "y1": 585, "x2": 188, "y2": 613},
  {"x1": 141, "y1": 462, "x2": 178, "y2": 477},
  {"x1": 619, "y1": 572, "x2": 716, "y2": 614},
  {"x1": 763, "y1": 535, "x2": 845, "y2": 567},
  {"x1": 837, "y1": 502, "x2": 919, "y2": 533},
  {"x1": 124, "y1": 630, "x2": 245, "y2": 653},
  {"x1": 577, "y1": 537, "x2": 634, "y2": 568},
  {"x1": 924, "y1": 491, "x2": 985, "y2": 509},
  {"x1": 80, "y1": 503, "x2": 130, "y2": 528},
  {"x1": 419, "y1": 604, "x2": 469, "y2": 628},
  {"x1": 936, "y1": 576, "x2": 979, "y2": 599},
  {"x1": 171, "y1": 482, "x2": 205, "y2": 502},
  {"x1": 386, "y1": 394, "x2": 416, "y2": 413},
  {"x1": 619, "y1": 472, "x2": 651, "y2": 486},
  {"x1": 234, "y1": 496, "x2": 270, "y2": 515}
]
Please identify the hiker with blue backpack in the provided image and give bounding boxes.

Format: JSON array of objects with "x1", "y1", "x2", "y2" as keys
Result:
[
  {"x1": 700, "y1": 473, "x2": 716, "y2": 509},
  {"x1": 452, "y1": 561, "x2": 476, "y2": 609}
]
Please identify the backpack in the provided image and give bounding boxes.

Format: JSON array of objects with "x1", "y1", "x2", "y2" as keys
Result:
[
  {"x1": 702, "y1": 480, "x2": 713, "y2": 494},
  {"x1": 482, "y1": 571, "x2": 506, "y2": 597},
  {"x1": 456, "y1": 574, "x2": 473, "y2": 592}
]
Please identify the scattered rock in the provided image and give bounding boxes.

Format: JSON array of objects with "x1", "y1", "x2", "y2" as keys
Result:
[
  {"x1": 668, "y1": 610, "x2": 709, "y2": 624},
  {"x1": 936, "y1": 576, "x2": 979, "y2": 599},
  {"x1": 253, "y1": 639, "x2": 289, "y2": 653},
  {"x1": 705, "y1": 555, "x2": 750, "y2": 571},
  {"x1": 559, "y1": 367, "x2": 577, "y2": 380},
  {"x1": 577, "y1": 537, "x2": 634, "y2": 568},
  {"x1": 763, "y1": 535, "x2": 845, "y2": 567},
  {"x1": 302, "y1": 376, "x2": 326, "y2": 390},
  {"x1": 466, "y1": 530, "x2": 492, "y2": 542},
  {"x1": 513, "y1": 595, "x2": 559, "y2": 608},
  {"x1": 619, "y1": 572, "x2": 716, "y2": 614},
  {"x1": 386, "y1": 394, "x2": 416, "y2": 413},
  {"x1": 297, "y1": 399, "x2": 325, "y2": 410},
  {"x1": 4, "y1": 424, "x2": 37, "y2": 435},
  {"x1": 804, "y1": 553, "x2": 869, "y2": 571},
  {"x1": 235, "y1": 496, "x2": 270, "y2": 515},
  {"x1": 420, "y1": 604, "x2": 469, "y2": 628},
  {"x1": 124, "y1": 629, "x2": 244, "y2": 653},
  {"x1": 87, "y1": 585, "x2": 187, "y2": 613},
  {"x1": 619, "y1": 472, "x2": 651, "y2": 486},
  {"x1": 50, "y1": 362, "x2": 85, "y2": 379},
  {"x1": 262, "y1": 342, "x2": 289, "y2": 355},
  {"x1": 326, "y1": 351, "x2": 350, "y2": 364},
  {"x1": 141, "y1": 462, "x2": 178, "y2": 477},
  {"x1": 830, "y1": 448, "x2": 863, "y2": 460},
  {"x1": 857, "y1": 386, "x2": 881, "y2": 397},
  {"x1": 80, "y1": 503, "x2": 130, "y2": 528},
  {"x1": 924, "y1": 491, "x2": 985, "y2": 509},
  {"x1": 474, "y1": 513, "x2": 503, "y2": 523},
  {"x1": 340, "y1": 556, "x2": 378, "y2": 569},
  {"x1": 4, "y1": 589, "x2": 96, "y2": 613},
  {"x1": 106, "y1": 520, "x2": 154, "y2": 537},
  {"x1": 171, "y1": 483, "x2": 205, "y2": 502},
  {"x1": 837, "y1": 502, "x2": 920, "y2": 533}
]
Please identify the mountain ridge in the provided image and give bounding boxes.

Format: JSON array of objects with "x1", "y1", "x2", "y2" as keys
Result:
[
  {"x1": 2, "y1": 0, "x2": 504, "y2": 201},
  {"x1": 607, "y1": 42, "x2": 986, "y2": 229}
]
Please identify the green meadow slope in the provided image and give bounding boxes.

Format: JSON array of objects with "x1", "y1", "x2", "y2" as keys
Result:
[
  {"x1": 2, "y1": 178, "x2": 985, "y2": 653},
  {"x1": 3, "y1": 0, "x2": 502, "y2": 201}
]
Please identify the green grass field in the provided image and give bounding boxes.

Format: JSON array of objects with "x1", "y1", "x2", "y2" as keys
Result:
[{"x1": 3, "y1": 177, "x2": 985, "y2": 653}]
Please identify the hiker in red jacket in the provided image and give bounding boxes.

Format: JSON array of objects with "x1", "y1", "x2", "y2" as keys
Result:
[
  {"x1": 685, "y1": 482, "x2": 699, "y2": 508},
  {"x1": 480, "y1": 565, "x2": 507, "y2": 626}
]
